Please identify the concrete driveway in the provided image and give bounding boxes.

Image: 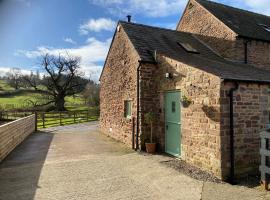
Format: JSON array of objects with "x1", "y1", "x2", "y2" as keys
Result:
[{"x1": 0, "y1": 122, "x2": 269, "y2": 200}]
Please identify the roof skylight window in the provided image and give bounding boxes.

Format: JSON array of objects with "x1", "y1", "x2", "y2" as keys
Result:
[
  {"x1": 178, "y1": 42, "x2": 199, "y2": 54},
  {"x1": 258, "y1": 24, "x2": 270, "y2": 32}
]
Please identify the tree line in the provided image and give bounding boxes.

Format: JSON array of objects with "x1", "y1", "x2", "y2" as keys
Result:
[{"x1": 1, "y1": 54, "x2": 99, "y2": 111}]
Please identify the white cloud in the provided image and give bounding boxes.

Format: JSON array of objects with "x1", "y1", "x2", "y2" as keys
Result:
[
  {"x1": 79, "y1": 18, "x2": 116, "y2": 34},
  {"x1": 0, "y1": 67, "x2": 33, "y2": 76},
  {"x1": 90, "y1": 0, "x2": 187, "y2": 17},
  {"x1": 63, "y1": 37, "x2": 76, "y2": 45},
  {"x1": 15, "y1": 37, "x2": 111, "y2": 81}
]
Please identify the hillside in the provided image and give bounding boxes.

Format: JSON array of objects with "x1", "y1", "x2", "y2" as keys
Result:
[{"x1": 0, "y1": 79, "x2": 86, "y2": 111}]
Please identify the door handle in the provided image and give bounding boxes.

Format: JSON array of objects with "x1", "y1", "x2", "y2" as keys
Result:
[{"x1": 166, "y1": 125, "x2": 168, "y2": 130}]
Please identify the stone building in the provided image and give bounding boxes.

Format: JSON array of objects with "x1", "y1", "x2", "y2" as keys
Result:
[{"x1": 99, "y1": 0, "x2": 270, "y2": 180}]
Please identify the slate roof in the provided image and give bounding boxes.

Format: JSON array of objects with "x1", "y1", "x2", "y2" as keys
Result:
[
  {"x1": 196, "y1": 0, "x2": 270, "y2": 42},
  {"x1": 120, "y1": 21, "x2": 270, "y2": 83}
]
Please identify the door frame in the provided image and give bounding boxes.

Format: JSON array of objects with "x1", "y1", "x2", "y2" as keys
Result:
[{"x1": 164, "y1": 90, "x2": 181, "y2": 157}]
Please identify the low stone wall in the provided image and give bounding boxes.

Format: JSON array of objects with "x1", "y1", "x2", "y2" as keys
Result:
[{"x1": 0, "y1": 115, "x2": 36, "y2": 162}]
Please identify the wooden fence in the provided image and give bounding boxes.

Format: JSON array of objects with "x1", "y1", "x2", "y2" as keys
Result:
[
  {"x1": 0, "y1": 110, "x2": 99, "y2": 129},
  {"x1": 260, "y1": 130, "x2": 270, "y2": 190}
]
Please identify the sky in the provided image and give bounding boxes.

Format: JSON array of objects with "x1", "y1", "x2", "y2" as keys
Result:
[{"x1": 0, "y1": 0, "x2": 269, "y2": 82}]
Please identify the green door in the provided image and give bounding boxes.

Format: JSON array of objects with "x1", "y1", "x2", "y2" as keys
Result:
[{"x1": 165, "y1": 91, "x2": 181, "y2": 156}]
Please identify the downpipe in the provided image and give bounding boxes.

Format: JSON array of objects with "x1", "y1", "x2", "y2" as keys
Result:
[
  {"x1": 228, "y1": 82, "x2": 239, "y2": 184},
  {"x1": 136, "y1": 62, "x2": 142, "y2": 151}
]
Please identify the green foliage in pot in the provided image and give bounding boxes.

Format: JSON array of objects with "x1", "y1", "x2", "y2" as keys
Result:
[
  {"x1": 181, "y1": 95, "x2": 192, "y2": 107},
  {"x1": 144, "y1": 112, "x2": 156, "y2": 143}
]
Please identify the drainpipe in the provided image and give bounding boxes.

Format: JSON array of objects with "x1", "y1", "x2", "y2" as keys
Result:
[
  {"x1": 228, "y1": 82, "x2": 239, "y2": 184},
  {"x1": 136, "y1": 62, "x2": 142, "y2": 151},
  {"x1": 244, "y1": 40, "x2": 250, "y2": 64}
]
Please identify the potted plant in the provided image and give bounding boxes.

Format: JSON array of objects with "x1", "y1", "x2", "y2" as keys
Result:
[
  {"x1": 144, "y1": 111, "x2": 156, "y2": 153},
  {"x1": 181, "y1": 95, "x2": 192, "y2": 108}
]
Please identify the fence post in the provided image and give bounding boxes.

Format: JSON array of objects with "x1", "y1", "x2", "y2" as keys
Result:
[
  {"x1": 35, "y1": 112, "x2": 38, "y2": 131},
  {"x1": 42, "y1": 113, "x2": 45, "y2": 128},
  {"x1": 59, "y1": 112, "x2": 62, "y2": 126},
  {"x1": 74, "y1": 112, "x2": 76, "y2": 123},
  {"x1": 86, "y1": 111, "x2": 89, "y2": 121}
]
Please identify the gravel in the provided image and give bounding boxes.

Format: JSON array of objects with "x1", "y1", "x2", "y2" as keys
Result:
[{"x1": 161, "y1": 158, "x2": 223, "y2": 183}]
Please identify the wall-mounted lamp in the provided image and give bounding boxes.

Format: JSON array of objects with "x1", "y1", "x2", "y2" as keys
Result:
[{"x1": 165, "y1": 72, "x2": 173, "y2": 79}]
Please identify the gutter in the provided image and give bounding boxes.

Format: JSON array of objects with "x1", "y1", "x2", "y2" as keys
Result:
[{"x1": 228, "y1": 82, "x2": 239, "y2": 184}]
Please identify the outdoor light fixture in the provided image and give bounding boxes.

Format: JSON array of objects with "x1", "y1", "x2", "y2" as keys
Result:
[{"x1": 165, "y1": 72, "x2": 173, "y2": 79}]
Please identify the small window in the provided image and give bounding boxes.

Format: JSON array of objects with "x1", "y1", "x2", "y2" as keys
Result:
[
  {"x1": 124, "y1": 100, "x2": 132, "y2": 119},
  {"x1": 258, "y1": 24, "x2": 270, "y2": 32},
  {"x1": 178, "y1": 42, "x2": 199, "y2": 54}
]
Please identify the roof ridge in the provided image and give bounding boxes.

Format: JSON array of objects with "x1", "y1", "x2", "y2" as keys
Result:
[
  {"x1": 196, "y1": 0, "x2": 270, "y2": 19},
  {"x1": 119, "y1": 20, "x2": 192, "y2": 35}
]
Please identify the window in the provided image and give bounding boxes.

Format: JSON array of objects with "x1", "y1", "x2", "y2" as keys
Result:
[
  {"x1": 258, "y1": 24, "x2": 270, "y2": 32},
  {"x1": 124, "y1": 100, "x2": 132, "y2": 119},
  {"x1": 178, "y1": 42, "x2": 199, "y2": 54}
]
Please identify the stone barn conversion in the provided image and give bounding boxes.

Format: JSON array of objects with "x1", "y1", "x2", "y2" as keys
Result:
[{"x1": 100, "y1": 0, "x2": 270, "y2": 180}]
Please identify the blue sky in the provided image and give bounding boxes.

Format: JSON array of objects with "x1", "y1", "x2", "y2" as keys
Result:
[{"x1": 0, "y1": 0, "x2": 269, "y2": 81}]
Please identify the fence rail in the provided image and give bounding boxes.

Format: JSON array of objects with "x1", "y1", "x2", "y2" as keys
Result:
[{"x1": 0, "y1": 110, "x2": 99, "y2": 129}]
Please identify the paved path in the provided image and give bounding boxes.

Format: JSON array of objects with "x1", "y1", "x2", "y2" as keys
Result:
[{"x1": 0, "y1": 122, "x2": 269, "y2": 200}]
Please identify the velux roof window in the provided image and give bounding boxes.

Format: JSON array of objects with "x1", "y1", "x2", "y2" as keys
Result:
[
  {"x1": 258, "y1": 24, "x2": 270, "y2": 32},
  {"x1": 178, "y1": 42, "x2": 199, "y2": 54}
]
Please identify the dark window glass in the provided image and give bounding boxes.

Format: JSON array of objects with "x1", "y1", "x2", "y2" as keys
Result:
[
  {"x1": 124, "y1": 100, "x2": 132, "y2": 118},
  {"x1": 172, "y1": 101, "x2": 176, "y2": 113}
]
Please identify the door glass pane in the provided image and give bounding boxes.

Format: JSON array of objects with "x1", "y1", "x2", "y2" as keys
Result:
[{"x1": 172, "y1": 101, "x2": 176, "y2": 113}]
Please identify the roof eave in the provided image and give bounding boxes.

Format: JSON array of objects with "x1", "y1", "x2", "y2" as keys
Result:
[
  {"x1": 236, "y1": 35, "x2": 270, "y2": 43},
  {"x1": 223, "y1": 78, "x2": 270, "y2": 84}
]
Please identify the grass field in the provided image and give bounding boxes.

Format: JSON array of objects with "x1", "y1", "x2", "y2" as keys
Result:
[
  {"x1": 0, "y1": 79, "x2": 87, "y2": 111},
  {"x1": 0, "y1": 80, "x2": 14, "y2": 91},
  {"x1": 0, "y1": 79, "x2": 99, "y2": 128},
  {"x1": 36, "y1": 109, "x2": 99, "y2": 128},
  {"x1": 0, "y1": 109, "x2": 99, "y2": 129}
]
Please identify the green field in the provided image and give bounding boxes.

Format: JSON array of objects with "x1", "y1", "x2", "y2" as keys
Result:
[
  {"x1": 0, "y1": 80, "x2": 15, "y2": 91},
  {"x1": 0, "y1": 79, "x2": 89, "y2": 111}
]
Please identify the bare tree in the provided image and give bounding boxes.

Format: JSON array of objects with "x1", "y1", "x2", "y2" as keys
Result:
[
  {"x1": 24, "y1": 54, "x2": 86, "y2": 111},
  {"x1": 82, "y1": 82, "x2": 100, "y2": 106},
  {"x1": 6, "y1": 68, "x2": 22, "y2": 89}
]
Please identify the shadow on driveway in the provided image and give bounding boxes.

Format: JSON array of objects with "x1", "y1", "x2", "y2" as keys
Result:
[{"x1": 0, "y1": 131, "x2": 54, "y2": 200}]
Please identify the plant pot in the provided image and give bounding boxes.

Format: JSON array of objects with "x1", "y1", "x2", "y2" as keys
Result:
[
  {"x1": 145, "y1": 143, "x2": 156, "y2": 154},
  {"x1": 181, "y1": 101, "x2": 191, "y2": 108}
]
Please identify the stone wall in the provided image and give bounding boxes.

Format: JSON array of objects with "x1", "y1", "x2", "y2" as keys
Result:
[
  {"x1": 177, "y1": 0, "x2": 238, "y2": 60},
  {"x1": 99, "y1": 25, "x2": 140, "y2": 147},
  {"x1": 235, "y1": 38, "x2": 270, "y2": 71},
  {"x1": 147, "y1": 55, "x2": 223, "y2": 177},
  {"x1": 0, "y1": 115, "x2": 36, "y2": 162},
  {"x1": 178, "y1": 0, "x2": 270, "y2": 70},
  {"x1": 220, "y1": 82, "x2": 269, "y2": 178}
]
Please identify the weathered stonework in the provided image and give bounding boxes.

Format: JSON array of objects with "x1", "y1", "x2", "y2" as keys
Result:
[
  {"x1": 235, "y1": 38, "x2": 270, "y2": 70},
  {"x1": 100, "y1": 0, "x2": 270, "y2": 180},
  {"x1": 220, "y1": 83, "x2": 269, "y2": 178},
  {"x1": 177, "y1": 0, "x2": 238, "y2": 60},
  {"x1": 153, "y1": 55, "x2": 223, "y2": 177},
  {"x1": 178, "y1": 0, "x2": 270, "y2": 70},
  {"x1": 100, "y1": 25, "x2": 140, "y2": 147}
]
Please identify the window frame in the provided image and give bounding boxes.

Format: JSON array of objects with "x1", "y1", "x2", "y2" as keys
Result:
[{"x1": 124, "y1": 100, "x2": 132, "y2": 119}]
